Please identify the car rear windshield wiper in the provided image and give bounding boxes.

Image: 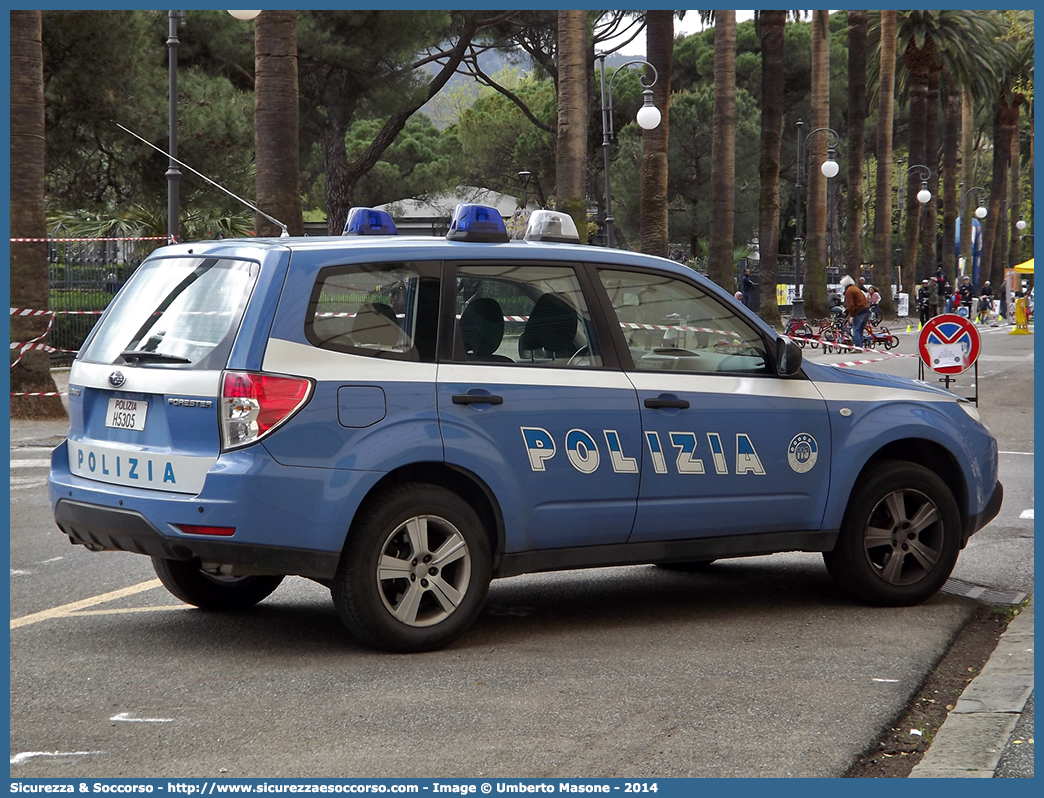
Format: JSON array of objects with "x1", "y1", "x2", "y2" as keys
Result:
[{"x1": 119, "y1": 350, "x2": 192, "y2": 364}]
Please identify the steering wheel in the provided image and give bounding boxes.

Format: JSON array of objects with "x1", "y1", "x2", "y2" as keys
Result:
[{"x1": 567, "y1": 345, "x2": 591, "y2": 367}]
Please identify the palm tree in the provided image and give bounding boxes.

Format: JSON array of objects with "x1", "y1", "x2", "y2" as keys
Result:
[
  {"x1": 872, "y1": 11, "x2": 897, "y2": 316},
  {"x1": 707, "y1": 10, "x2": 736, "y2": 292},
  {"x1": 845, "y1": 11, "x2": 868, "y2": 283},
  {"x1": 255, "y1": 11, "x2": 303, "y2": 236},
  {"x1": 803, "y1": 9, "x2": 831, "y2": 319},
  {"x1": 639, "y1": 10, "x2": 672, "y2": 257},
  {"x1": 556, "y1": 10, "x2": 588, "y2": 243},
  {"x1": 756, "y1": 9, "x2": 787, "y2": 326},
  {"x1": 981, "y1": 30, "x2": 1032, "y2": 287},
  {"x1": 895, "y1": 10, "x2": 1002, "y2": 295},
  {"x1": 10, "y1": 10, "x2": 64, "y2": 419}
]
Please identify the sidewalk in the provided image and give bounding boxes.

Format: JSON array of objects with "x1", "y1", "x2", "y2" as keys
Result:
[{"x1": 910, "y1": 599, "x2": 1034, "y2": 777}]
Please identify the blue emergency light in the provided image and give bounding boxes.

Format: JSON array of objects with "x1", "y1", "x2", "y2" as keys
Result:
[
  {"x1": 343, "y1": 207, "x2": 398, "y2": 236},
  {"x1": 446, "y1": 204, "x2": 509, "y2": 243}
]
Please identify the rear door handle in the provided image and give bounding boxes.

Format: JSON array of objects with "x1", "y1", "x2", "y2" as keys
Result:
[
  {"x1": 452, "y1": 393, "x2": 504, "y2": 405},
  {"x1": 644, "y1": 397, "x2": 690, "y2": 410}
]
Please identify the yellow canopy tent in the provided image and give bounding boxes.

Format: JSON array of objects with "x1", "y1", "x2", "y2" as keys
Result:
[{"x1": 1014, "y1": 258, "x2": 1033, "y2": 273}]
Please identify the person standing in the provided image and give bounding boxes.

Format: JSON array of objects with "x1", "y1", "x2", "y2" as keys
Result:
[
  {"x1": 928, "y1": 277, "x2": 940, "y2": 318},
  {"x1": 739, "y1": 268, "x2": 756, "y2": 310},
  {"x1": 841, "y1": 275, "x2": 870, "y2": 348},
  {"x1": 918, "y1": 279, "x2": 932, "y2": 325}
]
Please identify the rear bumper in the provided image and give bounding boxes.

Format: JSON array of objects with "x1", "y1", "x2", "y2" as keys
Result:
[
  {"x1": 54, "y1": 498, "x2": 340, "y2": 579},
  {"x1": 964, "y1": 480, "x2": 1003, "y2": 545}
]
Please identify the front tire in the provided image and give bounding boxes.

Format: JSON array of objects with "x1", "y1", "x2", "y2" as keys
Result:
[
  {"x1": 151, "y1": 558, "x2": 283, "y2": 610},
  {"x1": 332, "y1": 484, "x2": 492, "y2": 653},
  {"x1": 823, "y1": 461, "x2": 961, "y2": 606}
]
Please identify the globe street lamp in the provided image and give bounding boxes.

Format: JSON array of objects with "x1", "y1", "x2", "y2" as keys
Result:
[
  {"x1": 894, "y1": 162, "x2": 932, "y2": 300},
  {"x1": 596, "y1": 52, "x2": 661, "y2": 248},
  {"x1": 792, "y1": 120, "x2": 840, "y2": 319}
]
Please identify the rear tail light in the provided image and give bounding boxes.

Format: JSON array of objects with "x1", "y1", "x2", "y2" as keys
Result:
[
  {"x1": 220, "y1": 371, "x2": 313, "y2": 450},
  {"x1": 176, "y1": 524, "x2": 236, "y2": 537}
]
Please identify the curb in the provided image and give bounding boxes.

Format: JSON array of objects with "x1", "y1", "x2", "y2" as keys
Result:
[{"x1": 909, "y1": 599, "x2": 1034, "y2": 777}]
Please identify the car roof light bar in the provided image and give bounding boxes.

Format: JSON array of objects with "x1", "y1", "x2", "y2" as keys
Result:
[
  {"x1": 343, "y1": 207, "x2": 398, "y2": 236},
  {"x1": 446, "y1": 204, "x2": 509, "y2": 243},
  {"x1": 523, "y1": 210, "x2": 581, "y2": 244}
]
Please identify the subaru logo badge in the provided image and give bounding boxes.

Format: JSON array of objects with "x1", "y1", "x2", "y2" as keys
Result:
[{"x1": 108, "y1": 371, "x2": 126, "y2": 388}]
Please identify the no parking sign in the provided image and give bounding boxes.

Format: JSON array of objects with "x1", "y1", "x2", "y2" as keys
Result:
[{"x1": 918, "y1": 314, "x2": 981, "y2": 374}]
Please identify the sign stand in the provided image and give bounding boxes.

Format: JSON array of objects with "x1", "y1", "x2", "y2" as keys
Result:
[{"x1": 917, "y1": 314, "x2": 982, "y2": 406}]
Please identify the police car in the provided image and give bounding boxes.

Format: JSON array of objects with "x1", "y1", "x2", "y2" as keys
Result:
[{"x1": 48, "y1": 204, "x2": 1002, "y2": 653}]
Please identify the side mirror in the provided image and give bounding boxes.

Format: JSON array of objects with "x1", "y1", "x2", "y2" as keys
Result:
[{"x1": 776, "y1": 336, "x2": 803, "y2": 376}]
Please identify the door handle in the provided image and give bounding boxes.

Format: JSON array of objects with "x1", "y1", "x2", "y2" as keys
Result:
[
  {"x1": 452, "y1": 393, "x2": 504, "y2": 405},
  {"x1": 644, "y1": 397, "x2": 690, "y2": 410}
]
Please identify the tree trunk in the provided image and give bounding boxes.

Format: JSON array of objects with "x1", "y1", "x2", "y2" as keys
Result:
[
  {"x1": 10, "y1": 9, "x2": 65, "y2": 419},
  {"x1": 639, "y1": 11, "x2": 672, "y2": 258},
  {"x1": 844, "y1": 11, "x2": 867, "y2": 281},
  {"x1": 707, "y1": 10, "x2": 736, "y2": 291},
  {"x1": 982, "y1": 99, "x2": 1020, "y2": 287},
  {"x1": 1008, "y1": 114, "x2": 1022, "y2": 268},
  {"x1": 873, "y1": 11, "x2": 896, "y2": 316},
  {"x1": 756, "y1": 10, "x2": 785, "y2": 326},
  {"x1": 959, "y1": 85, "x2": 975, "y2": 279},
  {"x1": 803, "y1": 9, "x2": 830, "y2": 319},
  {"x1": 255, "y1": 11, "x2": 303, "y2": 237},
  {"x1": 919, "y1": 65, "x2": 941, "y2": 281},
  {"x1": 556, "y1": 10, "x2": 589, "y2": 243},
  {"x1": 901, "y1": 38, "x2": 931, "y2": 297},
  {"x1": 941, "y1": 72, "x2": 960, "y2": 281}
]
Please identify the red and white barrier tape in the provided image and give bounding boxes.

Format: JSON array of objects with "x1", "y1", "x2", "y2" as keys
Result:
[
  {"x1": 10, "y1": 235, "x2": 175, "y2": 243},
  {"x1": 11, "y1": 308, "x2": 103, "y2": 316}
]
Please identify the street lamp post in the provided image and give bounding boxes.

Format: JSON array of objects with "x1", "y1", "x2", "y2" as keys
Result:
[
  {"x1": 518, "y1": 171, "x2": 532, "y2": 212},
  {"x1": 960, "y1": 184, "x2": 989, "y2": 285},
  {"x1": 895, "y1": 162, "x2": 932, "y2": 301},
  {"x1": 792, "y1": 120, "x2": 840, "y2": 319},
  {"x1": 595, "y1": 52, "x2": 661, "y2": 248},
  {"x1": 166, "y1": 10, "x2": 185, "y2": 242}
]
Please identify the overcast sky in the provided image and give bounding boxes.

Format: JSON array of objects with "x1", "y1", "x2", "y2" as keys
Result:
[{"x1": 611, "y1": 10, "x2": 757, "y2": 56}]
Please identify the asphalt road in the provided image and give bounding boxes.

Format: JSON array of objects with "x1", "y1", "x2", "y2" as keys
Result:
[{"x1": 9, "y1": 321, "x2": 1033, "y2": 779}]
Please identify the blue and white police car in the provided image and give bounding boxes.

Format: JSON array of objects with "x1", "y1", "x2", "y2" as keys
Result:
[{"x1": 48, "y1": 205, "x2": 1002, "y2": 652}]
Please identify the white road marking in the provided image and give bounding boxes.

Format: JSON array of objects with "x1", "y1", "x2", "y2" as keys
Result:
[
  {"x1": 10, "y1": 459, "x2": 52, "y2": 468},
  {"x1": 872, "y1": 678, "x2": 900, "y2": 683},
  {"x1": 999, "y1": 451, "x2": 1035, "y2": 456},
  {"x1": 10, "y1": 569, "x2": 31, "y2": 576},
  {"x1": 11, "y1": 751, "x2": 103, "y2": 766},
  {"x1": 110, "y1": 712, "x2": 174, "y2": 723},
  {"x1": 1019, "y1": 509, "x2": 1034, "y2": 520}
]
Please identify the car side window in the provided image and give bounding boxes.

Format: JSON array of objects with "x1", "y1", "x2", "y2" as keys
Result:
[
  {"x1": 598, "y1": 269, "x2": 770, "y2": 374},
  {"x1": 452, "y1": 264, "x2": 602, "y2": 368},
  {"x1": 305, "y1": 264, "x2": 439, "y2": 362}
]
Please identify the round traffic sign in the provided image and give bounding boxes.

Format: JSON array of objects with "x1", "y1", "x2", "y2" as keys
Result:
[{"x1": 918, "y1": 313, "x2": 981, "y2": 374}]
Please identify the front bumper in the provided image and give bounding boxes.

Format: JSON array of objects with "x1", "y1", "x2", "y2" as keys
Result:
[{"x1": 964, "y1": 480, "x2": 1003, "y2": 546}]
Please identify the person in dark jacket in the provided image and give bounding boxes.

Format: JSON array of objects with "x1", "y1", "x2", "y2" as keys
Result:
[{"x1": 739, "y1": 269, "x2": 756, "y2": 310}]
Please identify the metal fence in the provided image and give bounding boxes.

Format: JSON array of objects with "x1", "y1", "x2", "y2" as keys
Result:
[{"x1": 46, "y1": 225, "x2": 163, "y2": 362}]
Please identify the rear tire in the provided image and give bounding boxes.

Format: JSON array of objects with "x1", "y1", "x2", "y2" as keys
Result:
[
  {"x1": 151, "y1": 558, "x2": 283, "y2": 610},
  {"x1": 332, "y1": 483, "x2": 492, "y2": 653},
  {"x1": 823, "y1": 461, "x2": 961, "y2": 606}
]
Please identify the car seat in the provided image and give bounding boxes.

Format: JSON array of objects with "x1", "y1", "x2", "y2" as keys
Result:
[
  {"x1": 518, "y1": 293, "x2": 582, "y2": 362},
  {"x1": 460, "y1": 297, "x2": 513, "y2": 363},
  {"x1": 350, "y1": 302, "x2": 412, "y2": 353}
]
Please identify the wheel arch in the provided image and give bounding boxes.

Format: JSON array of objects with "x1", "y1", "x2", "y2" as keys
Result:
[
  {"x1": 847, "y1": 438, "x2": 968, "y2": 533},
  {"x1": 342, "y1": 461, "x2": 505, "y2": 571}
]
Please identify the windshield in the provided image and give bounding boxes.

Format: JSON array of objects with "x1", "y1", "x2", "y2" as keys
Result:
[{"x1": 80, "y1": 256, "x2": 259, "y2": 368}]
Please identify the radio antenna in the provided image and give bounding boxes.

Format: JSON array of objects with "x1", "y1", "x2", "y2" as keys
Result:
[{"x1": 115, "y1": 122, "x2": 289, "y2": 238}]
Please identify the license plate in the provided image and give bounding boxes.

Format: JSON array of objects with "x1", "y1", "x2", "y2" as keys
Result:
[{"x1": 105, "y1": 397, "x2": 148, "y2": 431}]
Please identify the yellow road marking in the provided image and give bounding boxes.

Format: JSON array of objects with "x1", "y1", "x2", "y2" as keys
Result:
[
  {"x1": 10, "y1": 579, "x2": 165, "y2": 629},
  {"x1": 73, "y1": 605, "x2": 187, "y2": 616}
]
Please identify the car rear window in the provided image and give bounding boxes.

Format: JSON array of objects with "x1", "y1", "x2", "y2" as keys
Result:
[{"x1": 79, "y1": 256, "x2": 259, "y2": 369}]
